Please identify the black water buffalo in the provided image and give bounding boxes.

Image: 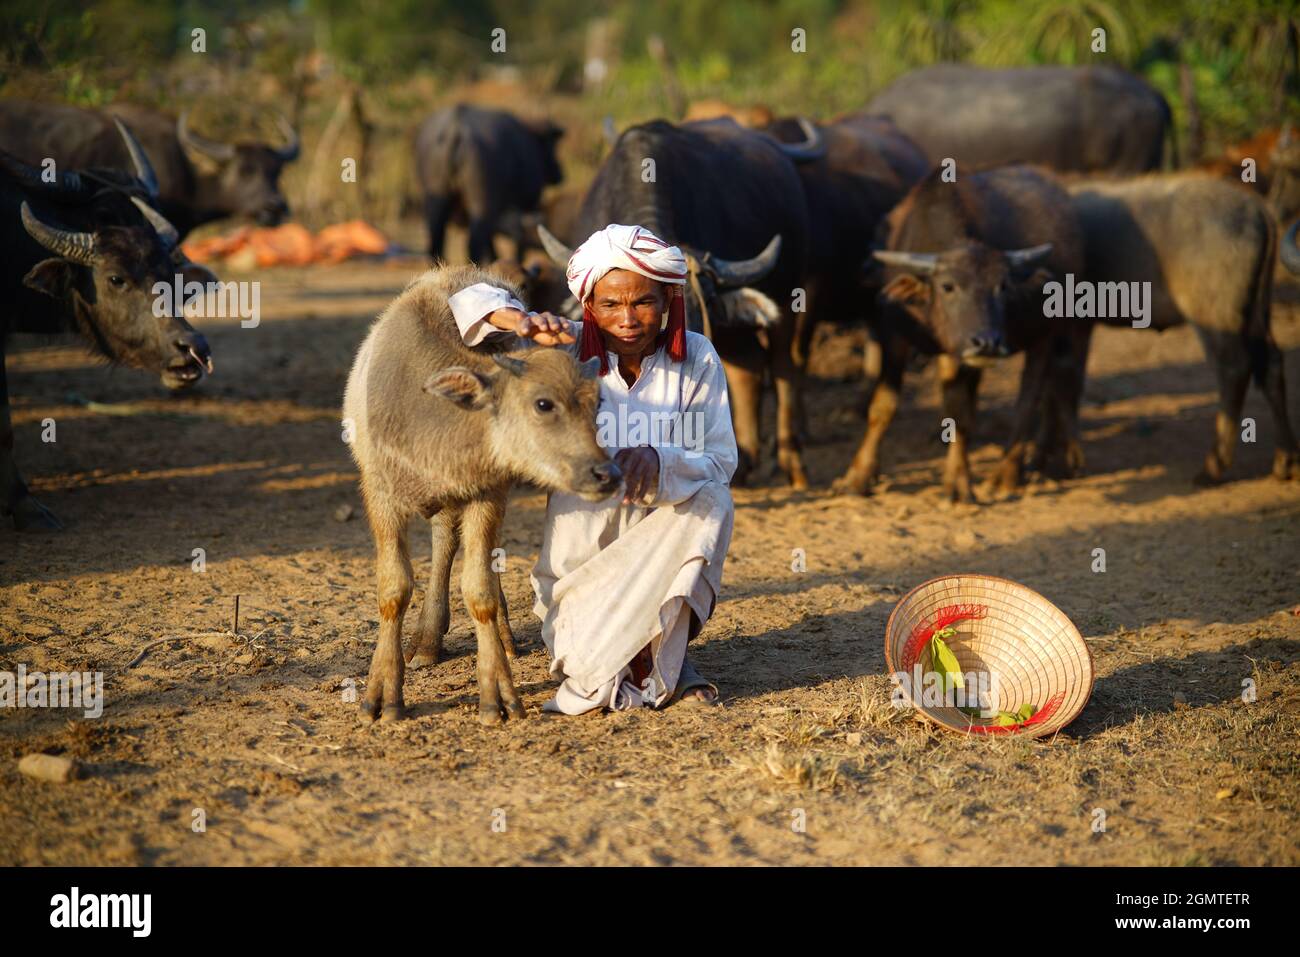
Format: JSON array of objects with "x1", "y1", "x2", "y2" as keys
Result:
[
  {"x1": 1, "y1": 129, "x2": 214, "y2": 530},
  {"x1": 763, "y1": 112, "x2": 928, "y2": 390},
  {"x1": 867, "y1": 65, "x2": 1173, "y2": 174},
  {"x1": 0, "y1": 99, "x2": 299, "y2": 237},
  {"x1": 838, "y1": 165, "x2": 1085, "y2": 502},
  {"x1": 539, "y1": 116, "x2": 822, "y2": 486},
  {"x1": 414, "y1": 104, "x2": 564, "y2": 264},
  {"x1": 1049, "y1": 174, "x2": 1300, "y2": 482}
]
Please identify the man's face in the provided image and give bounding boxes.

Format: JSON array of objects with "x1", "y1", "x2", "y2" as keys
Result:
[{"x1": 587, "y1": 268, "x2": 669, "y2": 359}]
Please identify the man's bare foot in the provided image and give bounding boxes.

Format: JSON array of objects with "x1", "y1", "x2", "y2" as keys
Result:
[{"x1": 678, "y1": 684, "x2": 719, "y2": 705}]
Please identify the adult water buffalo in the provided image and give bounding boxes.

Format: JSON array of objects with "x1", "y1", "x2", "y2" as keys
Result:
[
  {"x1": 540, "y1": 116, "x2": 821, "y2": 486},
  {"x1": 414, "y1": 104, "x2": 564, "y2": 264},
  {"x1": 838, "y1": 165, "x2": 1085, "y2": 502},
  {"x1": 763, "y1": 112, "x2": 928, "y2": 387},
  {"x1": 1053, "y1": 174, "x2": 1299, "y2": 481},
  {"x1": 1, "y1": 128, "x2": 215, "y2": 529},
  {"x1": 343, "y1": 265, "x2": 619, "y2": 724},
  {"x1": 866, "y1": 65, "x2": 1173, "y2": 174},
  {"x1": 0, "y1": 99, "x2": 299, "y2": 237}
]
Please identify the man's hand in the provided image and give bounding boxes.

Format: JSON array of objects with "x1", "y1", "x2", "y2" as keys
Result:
[
  {"x1": 488, "y1": 307, "x2": 575, "y2": 346},
  {"x1": 614, "y1": 446, "x2": 659, "y2": 505}
]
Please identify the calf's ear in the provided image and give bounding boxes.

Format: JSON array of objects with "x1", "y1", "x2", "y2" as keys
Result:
[
  {"x1": 880, "y1": 273, "x2": 930, "y2": 308},
  {"x1": 23, "y1": 259, "x2": 77, "y2": 300},
  {"x1": 423, "y1": 367, "x2": 495, "y2": 410}
]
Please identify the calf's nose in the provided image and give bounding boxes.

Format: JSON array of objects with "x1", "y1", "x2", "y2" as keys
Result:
[{"x1": 592, "y1": 461, "x2": 622, "y2": 489}]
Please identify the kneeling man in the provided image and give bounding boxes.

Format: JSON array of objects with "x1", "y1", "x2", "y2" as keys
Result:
[{"x1": 449, "y1": 224, "x2": 736, "y2": 712}]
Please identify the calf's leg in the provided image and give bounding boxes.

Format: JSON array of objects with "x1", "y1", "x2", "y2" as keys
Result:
[
  {"x1": 361, "y1": 500, "x2": 413, "y2": 722},
  {"x1": 460, "y1": 492, "x2": 525, "y2": 725},
  {"x1": 408, "y1": 506, "x2": 460, "y2": 669}
]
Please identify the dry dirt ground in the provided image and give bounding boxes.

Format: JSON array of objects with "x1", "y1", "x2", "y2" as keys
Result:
[{"x1": 2, "y1": 258, "x2": 1298, "y2": 866}]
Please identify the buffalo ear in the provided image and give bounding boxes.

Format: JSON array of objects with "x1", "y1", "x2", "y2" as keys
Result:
[
  {"x1": 423, "y1": 367, "x2": 494, "y2": 409},
  {"x1": 23, "y1": 259, "x2": 77, "y2": 300},
  {"x1": 578, "y1": 356, "x2": 603, "y2": 380},
  {"x1": 880, "y1": 273, "x2": 930, "y2": 308},
  {"x1": 719, "y1": 287, "x2": 782, "y2": 328},
  {"x1": 1013, "y1": 267, "x2": 1055, "y2": 298}
]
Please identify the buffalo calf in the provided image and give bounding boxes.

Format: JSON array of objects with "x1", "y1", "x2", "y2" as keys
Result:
[{"x1": 342, "y1": 265, "x2": 618, "y2": 724}]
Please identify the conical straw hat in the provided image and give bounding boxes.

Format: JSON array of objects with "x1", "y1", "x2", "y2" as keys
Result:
[{"x1": 884, "y1": 574, "x2": 1094, "y2": 738}]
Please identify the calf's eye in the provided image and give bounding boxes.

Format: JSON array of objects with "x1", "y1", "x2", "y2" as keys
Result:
[
  {"x1": 535, "y1": 398, "x2": 555, "y2": 413},
  {"x1": 108, "y1": 275, "x2": 126, "y2": 288},
  {"x1": 941, "y1": 282, "x2": 955, "y2": 294}
]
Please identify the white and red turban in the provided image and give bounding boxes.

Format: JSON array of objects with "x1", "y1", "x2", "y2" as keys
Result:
[{"x1": 565, "y1": 224, "x2": 689, "y2": 373}]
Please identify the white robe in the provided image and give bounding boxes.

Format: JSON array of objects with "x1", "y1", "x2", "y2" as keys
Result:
[{"x1": 449, "y1": 283, "x2": 737, "y2": 713}]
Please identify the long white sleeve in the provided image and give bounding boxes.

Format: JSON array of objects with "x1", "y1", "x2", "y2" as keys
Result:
[
  {"x1": 448, "y1": 282, "x2": 525, "y2": 347},
  {"x1": 652, "y1": 336, "x2": 738, "y2": 506}
]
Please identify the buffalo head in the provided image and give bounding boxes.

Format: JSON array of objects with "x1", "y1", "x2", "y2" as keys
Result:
[
  {"x1": 873, "y1": 241, "x2": 1053, "y2": 364},
  {"x1": 19, "y1": 196, "x2": 214, "y2": 390},
  {"x1": 178, "y1": 111, "x2": 299, "y2": 226}
]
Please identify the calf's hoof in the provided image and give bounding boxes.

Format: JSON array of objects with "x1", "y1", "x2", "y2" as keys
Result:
[
  {"x1": 1194, "y1": 452, "x2": 1228, "y2": 485},
  {"x1": 405, "y1": 638, "x2": 442, "y2": 670},
  {"x1": 359, "y1": 692, "x2": 404, "y2": 723},
  {"x1": 11, "y1": 495, "x2": 63, "y2": 531}
]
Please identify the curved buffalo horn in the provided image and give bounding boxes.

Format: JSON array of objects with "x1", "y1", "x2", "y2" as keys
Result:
[
  {"x1": 601, "y1": 115, "x2": 618, "y2": 148},
  {"x1": 112, "y1": 117, "x2": 159, "y2": 198},
  {"x1": 177, "y1": 110, "x2": 236, "y2": 162},
  {"x1": 490, "y1": 353, "x2": 527, "y2": 377},
  {"x1": 0, "y1": 148, "x2": 87, "y2": 197},
  {"x1": 1281, "y1": 219, "x2": 1300, "y2": 276},
  {"x1": 775, "y1": 117, "x2": 825, "y2": 163},
  {"x1": 273, "y1": 113, "x2": 301, "y2": 162},
  {"x1": 20, "y1": 201, "x2": 97, "y2": 264},
  {"x1": 709, "y1": 234, "x2": 783, "y2": 288},
  {"x1": 130, "y1": 196, "x2": 180, "y2": 251},
  {"x1": 537, "y1": 224, "x2": 574, "y2": 267},
  {"x1": 1005, "y1": 243, "x2": 1054, "y2": 269},
  {"x1": 872, "y1": 250, "x2": 939, "y2": 275}
]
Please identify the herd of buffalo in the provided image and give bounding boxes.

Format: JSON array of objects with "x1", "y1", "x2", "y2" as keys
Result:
[{"x1": 2, "y1": 63, "x2": 1299, "y2": 532}]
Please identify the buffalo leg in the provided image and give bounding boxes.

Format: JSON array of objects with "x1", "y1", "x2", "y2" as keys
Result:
[
  {"x1": 833, "y1": 335, "x2": 908, "y2": 494},
  {"x1": 768, "y1": 321, "x2": 809, "y2": 489},
  {"x1": 716, "y1": 332, "x2": 765, "y2": 484},
  {"x1": 990, "y1": 338, "x2": 1052, "y2": 496},
  {"x1": 408, "y1": 506, "x2": 461, "y2": 669},
  {"x1": 1195, "y1": 327, "x2": 1252, "y2": 482},
  {"x1": 1031, "y1": 327, "x2": 1092, "y2": 477},
  {"x1": 460, "y1": 491, "x2": 525, "y2": 725},
  {"x1": 1253, "y1": 334, "x2": 1300, "y2": 480},
  {"x1": 0, "y1": 346, "x2": 60, "y2": 531},
  {"x1": 361, "y1": 501, "x2": 412, "y2": 722},
  {"x1": 938, "y1": 354, "x2": 982, "y2": 503},
  {"x1": 424, "y1": 193, "x2": 453, "y2": 262}
]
